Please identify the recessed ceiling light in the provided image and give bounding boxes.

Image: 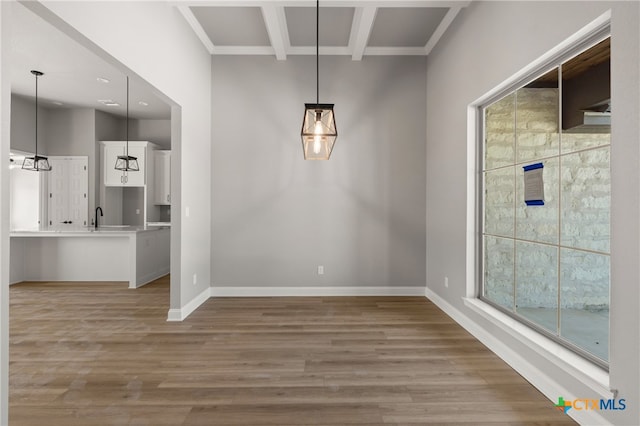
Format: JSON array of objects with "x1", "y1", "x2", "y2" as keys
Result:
[
  {"x1": 98, "y1": 99, "x2": 120, "y2": 107},
  {"x1": 138, "y1": 101, "x2": 149, "y2": 107},
  {"x1": 96, "y1": 77, "x2": 110, "y2": 84}
]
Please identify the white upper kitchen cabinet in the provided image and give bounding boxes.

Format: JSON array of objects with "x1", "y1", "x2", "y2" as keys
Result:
[
  {"x1": 154, "y1": 150, "x2": 171, "y2": 205},
  {"x1": 101, "y1": 141, "x2": 157, "y2": 187}
]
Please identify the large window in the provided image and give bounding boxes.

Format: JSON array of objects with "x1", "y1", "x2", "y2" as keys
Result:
[{"x1": 481, "y1": 36, "x2": 611, "y2": 368}]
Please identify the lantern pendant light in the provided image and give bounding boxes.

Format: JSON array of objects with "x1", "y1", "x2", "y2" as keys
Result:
[
  {"x1": 300, "y1": 0, "x2": 337, "y2": 160},
  {"x1": 22, "y1": 70, "x2": 51, "y2": 172},
  {"x1": 114, "y1": 76, "x2": 139, "y2": 172}
]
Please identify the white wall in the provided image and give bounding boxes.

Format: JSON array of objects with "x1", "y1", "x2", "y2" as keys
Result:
[
  {"x1": 426, "y1": 1, "x2": 639, "y2": 424},
  {"x1": 25, "y1": 1, "x2": 213, "y2": 314},
  {"x1": 211, "y1": 56, "x2": 426, "y2": 289},
  {"x1": 0, "y1": 3, "x2": 10, "y2": 424}
]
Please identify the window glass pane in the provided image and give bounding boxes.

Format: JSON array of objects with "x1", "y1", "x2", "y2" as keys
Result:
[
  {"x1": 561, "y1": 148, "x2": 610, "y2": 253},
  {"x1": 560, "y1": 248, "x2": 609, "y2": 362},
  {"x1": 484, "y1": 167, "x2": 514, "y2": 238},
  {"x1": 562, "y1": 133, "x2": 610, "y2": 154},
  {"x1": 516, "y1": 158, "x2": 559, "y2": 244},
  {"x1": 515, "y1": 241, "x2": 558, "y2": 333},
  {"x1": 516, "y1": 68, "x2": 560, "y2": 163},
  {"x1": 485, "y1": 93, "x2": 515, "y2": 170},
  {"x1": 484, "y1": 236, "x2": 514, "y2": 311}
]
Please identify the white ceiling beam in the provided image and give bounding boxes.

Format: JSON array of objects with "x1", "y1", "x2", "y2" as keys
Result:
[
  {"x1": 171, "y1": 1, "x2": 471, "y2": 8},
  {"x1": 424, "y1": 6, "x2": 461, "y2": 55},
  {"x1": 365, "y1": 47, "x2": 428, "y2": 56},
  {"x1": 261, "y1": 6, "x2": 289, "y2": 60},
  {"x1": 211, "y1": 46, "x2": 428, "y2": 56},
  {"x1": 350, "y1": 7, "x2": 377, "y2": 61},
  {"x1": 288, "y1": 46, "x2": 352, "y2": 55},
  {"x1": 177, "y1": 5, "x2": 215, "y2": 54},
  {"x1": 211, "y1": 46, "x2": 276, "y2": 55}
]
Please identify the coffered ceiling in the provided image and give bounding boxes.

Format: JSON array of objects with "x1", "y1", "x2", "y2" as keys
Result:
[{"x1": 176, "y1": 1, "x2": 471, "y2": 60}]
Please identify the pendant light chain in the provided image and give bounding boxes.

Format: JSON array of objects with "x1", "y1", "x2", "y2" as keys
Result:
[
  {"x1": 126, "y1": 76, "x2": 129, "y2": 156},
  {"x1": 300, "y1": 0, "x2": 337, "y2": 160},
  {"x1": 35, "y1": 72, "x2": 39, "y2": 156},
  {"x1": 316, "y1": 0, "x2": 319, "y2": 106}
]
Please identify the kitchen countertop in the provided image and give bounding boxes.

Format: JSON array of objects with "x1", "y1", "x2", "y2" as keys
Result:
[{"x1": 10, "y1": 225, "x2": 169, "y2": 237}]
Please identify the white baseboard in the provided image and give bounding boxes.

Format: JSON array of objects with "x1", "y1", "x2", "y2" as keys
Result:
[
  {"x1": 132, "y1": 268, "x2": 170, "y2": 289},
  {"x1": 167, "y1": 286, "x2": 425, "y2": 321},
  {"x1": 166, "y1": 286, "x2": 211, "y2": 321},
  {"x1": 210, "y1": 286, "x2": 426, "y2": 297},
  {"x1": 425, "y1": 287, "x2": 611, "y2": 426}
]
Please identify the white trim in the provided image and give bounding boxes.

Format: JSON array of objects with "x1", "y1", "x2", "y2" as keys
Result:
[
  {"x1": 261, "y1": 5, "x2": 288, "y2": 60},
  {"x1": 425, "y1": 289, "x2": 612, "y2": 426},
  {"x1": 350, "y1": 7, "x2": 377, "y2": 61},
  {"x1": 363, "y1": 46, "x2": 426, "y2": 56},
  {"x1": 212, "y1": 45, "x2": 276, "y2": 55},
  {"x1": 167, "y1": 286, "x2": 425, "y2": 321},
  {"x1": 166, "y1": 286, "x2": 211, "y2": 321},
  {"x1": 288, "y1": 46, "x2": 352, "y2": 55},
  {"x1": 133, "y1": 267, "x2": 171, "y2": 289},
  {"x1": 424, "y1": 6, "x2": 461, "y2": 55},
  {"x1": 211, "y1": 286, "x2": 426, "y2": 297},
  {"x1": 464, "y1": 9, "x2": 614, "y2": 404},
  {"x1": 211, "y1": 46, "x2": 428, "y2": 56},
  {"x1": 177, "y1": 5, "x2": 215, "y2": 55},
  {"x1": 170, "y1": 1, "x2": 471, "y2": 8},
  {"x1": 471, "y1": 10, "x2": 612, "y2": 107}
]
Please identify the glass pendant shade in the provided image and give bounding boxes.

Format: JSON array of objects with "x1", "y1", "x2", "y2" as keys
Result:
[
  {"x1": 22, "y1": 155, "x2": 51, "y2": 171},
  {"x1": 301, "y1": 104, "x2": 337, "y2": 160},
  {"x1": 115, "y1": 155, "x2": 139, "y2": 171}
]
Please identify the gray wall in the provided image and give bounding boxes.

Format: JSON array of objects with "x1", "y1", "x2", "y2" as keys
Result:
[
  {"x1": 47, "y1": 107, "x2": 96, "y2": 216},
  {"x1": 426, "y1": 1, "x2": 639, "y2": 424},
  {"x1": 10, "y1": 94, "x2": 49, "y2": 154},
  {"x1": 129, "y1": 119, "x2": 171, "y2": 149},
  {"x1": 212, "y1": 56, "x2": 426, "y2": 288}
]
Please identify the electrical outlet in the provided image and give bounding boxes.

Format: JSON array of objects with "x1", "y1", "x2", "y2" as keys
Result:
[
  {"x1": 318, "y1": 265, "x2": 324, "y2": 275},
  {"x1": 444, "y1": 276, "x2": 449, "y2": 288},
  {"x1": 193, "y1": 273, "x2": 197, "y2": 285},
  {"x1": 135, "y1": 209, "x2": 140, "y2": 215},
  {"x1": 186, "y1": 207, "x2": 190, "y2": 217}
]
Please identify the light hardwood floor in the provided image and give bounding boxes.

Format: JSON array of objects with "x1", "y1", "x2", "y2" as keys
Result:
[{"x1": 9, "y1": 277, "x2": 576, "y2": 425}]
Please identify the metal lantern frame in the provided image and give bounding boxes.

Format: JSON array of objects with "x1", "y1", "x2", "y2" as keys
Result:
[
  {"x1": 114, "y1": 76, "x2": 139, "y2": 172},
  {"x1": 22, "y1": 70, "x2": 52, "y2": 172},
  {"x1": 301, "y1": 103, "x2": 337, "y2": 160},
  {"x1": 300, "y1": 0, "x2": 337, "y2": 160}
]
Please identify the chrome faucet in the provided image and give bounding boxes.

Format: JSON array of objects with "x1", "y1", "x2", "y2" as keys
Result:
[{"x1": 95, "y1": 206, "x2": 103, "y2": 229}]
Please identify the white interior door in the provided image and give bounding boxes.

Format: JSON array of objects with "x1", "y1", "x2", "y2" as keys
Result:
[{"x1": 48, "y1": 157, "x2": 88, "y2": 227}]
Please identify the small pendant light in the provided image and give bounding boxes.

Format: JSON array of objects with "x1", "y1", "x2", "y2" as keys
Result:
[
  {"x1": 114, "y1": 76, "x2": 139, "y2": 171},
  {"x1": 22, "y1": 70, "x2": 51, "y2": 172},
  {"x1": 300, "y1": 0, "x2": 337, "y2": 160}
]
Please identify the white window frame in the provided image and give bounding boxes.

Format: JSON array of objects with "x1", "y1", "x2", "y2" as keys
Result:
[{"x1": 464, "y1": 10, "x2": 614, "y2": 400}]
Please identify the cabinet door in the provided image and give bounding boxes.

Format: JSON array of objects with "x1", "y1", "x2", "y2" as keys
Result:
[
  {"x1": 104, "y1": 144, "x2": 125, "y2": 186},
  {"x1": 123, "y1": 145, "x2": 146, "y2": 186},
  {"x1": 154, "y1": 151, "x2": 171, "y2": 205}
]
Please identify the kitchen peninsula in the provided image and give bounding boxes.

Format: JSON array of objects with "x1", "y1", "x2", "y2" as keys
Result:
[{"x1": 10, "y1": 225, "x2": 169, "y2": 288}]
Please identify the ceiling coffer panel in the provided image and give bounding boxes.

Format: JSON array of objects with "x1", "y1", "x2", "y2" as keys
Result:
[
  {"x1": 191, "y1": 6, "x2": 271, "y2": 46},
  {"x1": 368, "y1": 8, "x2": 449, "y2": 47},
  {"x1": 286, "y1": 7, "x2": 354, "y2": 47}
]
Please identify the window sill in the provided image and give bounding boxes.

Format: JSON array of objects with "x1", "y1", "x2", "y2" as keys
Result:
[{"x1": 463, "y1": 297, "x2": 613, "y2": 399}]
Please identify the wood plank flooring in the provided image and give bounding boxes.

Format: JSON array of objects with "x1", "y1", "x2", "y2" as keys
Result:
[{"x1": 9, "y1": 277, "x2": 576, "y2": 425}]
